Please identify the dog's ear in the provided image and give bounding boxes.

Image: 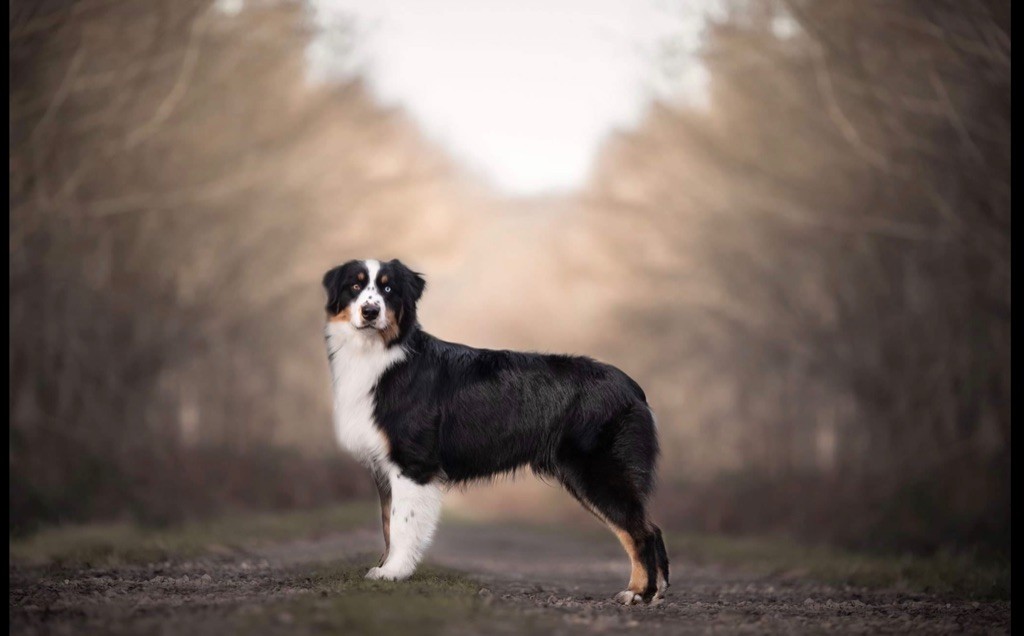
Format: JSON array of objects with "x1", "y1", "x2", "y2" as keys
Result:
[
  {"x1": 391, "y1": 259, "x2": 426, "y2": 302},
  {"x1": 322, "y1": 265, "x2": 344, "y2": 313},
  {"x1": 322, "y1": 265, "x2": 341, "y2": 291},
  {"x1": 322, "y1": 261, "x2": 358, "y2": 313}
]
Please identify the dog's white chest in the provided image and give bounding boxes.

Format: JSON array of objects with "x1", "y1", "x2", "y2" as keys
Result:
[{"x1": 325, "y1": 328, "x2": 406, "y2": 466}]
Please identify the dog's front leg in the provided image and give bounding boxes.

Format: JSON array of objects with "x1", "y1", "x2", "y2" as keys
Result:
[
  {"x1": 365, "y1": 469, "x2": 442, "y2": 581},
  {"x1": 372, "y1": 468, "x2": 392, "y2": 567}
]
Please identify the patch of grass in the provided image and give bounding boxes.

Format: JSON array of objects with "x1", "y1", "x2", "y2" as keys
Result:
[
  {"x1": 299, "y1": 560, "x2": 482, "y2": 597},
  {"x1": 251, "y1": 563, "x2": 543, "y2": 636},
  {"x1": 9, "y1": 501, "x2": 377, "y2": 567},
  {"x1": 668, "y1": 532, "x2": 1010, "y2": 600}
]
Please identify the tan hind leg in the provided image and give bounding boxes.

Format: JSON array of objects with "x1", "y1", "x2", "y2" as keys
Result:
[
  {"x1": 606, "y1": 524, "x2": 647, "y2": 606},
  {"x1": 566, "y1": 493, "x2": 660, "y2": 605}
]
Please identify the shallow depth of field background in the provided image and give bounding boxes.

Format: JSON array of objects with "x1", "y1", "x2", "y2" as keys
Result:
[{"x1": 10, "y1": 0, "x2": 1009, "y2": 562}]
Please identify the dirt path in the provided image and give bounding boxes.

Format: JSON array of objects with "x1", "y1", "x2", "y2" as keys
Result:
[
  {"x1": 10, "y1": 520, "x2": 1010, "y2": 635},
  {"x1": 432, "y1": 523, "x2": 1009, "y2": 634}
]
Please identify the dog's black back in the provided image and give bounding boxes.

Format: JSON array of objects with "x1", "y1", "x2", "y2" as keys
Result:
[{"x1": 374, "y1": 329, "x2": 658, "y2": 491}]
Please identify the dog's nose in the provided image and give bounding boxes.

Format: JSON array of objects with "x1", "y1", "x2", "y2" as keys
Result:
[{"x1": 361, "y1": 304, "x2": 380, "y2": 321}]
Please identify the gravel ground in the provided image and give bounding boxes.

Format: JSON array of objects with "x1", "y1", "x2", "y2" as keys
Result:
[{"x1": 9, "y1": 520, "x2": 1011, "y2": 635}]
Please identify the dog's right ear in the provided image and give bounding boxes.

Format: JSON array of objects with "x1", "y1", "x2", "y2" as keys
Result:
[
  {"x1": 322, "y1": 266, "x2": 343, "y2": 314},
  {"x1": 322, "y1": 261, "x2": 359, "y2": 314},
  {"x1": 322, "y1": 265, "x2": 343, "y2": 291}
]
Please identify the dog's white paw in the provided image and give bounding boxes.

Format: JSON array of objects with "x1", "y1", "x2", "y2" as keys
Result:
[
  {"x1": 364, "y1": 567, "x2": 390, "y2": 581},
  {"x1": 614, "y1": 590, "x2": 644, "y2": 605},
  {"x1": 365, "y1": 566, "x2": 411, "y2": 581}
]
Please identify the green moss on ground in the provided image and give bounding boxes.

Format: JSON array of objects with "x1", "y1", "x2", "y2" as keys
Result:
[
  {"x1": 9, "y1": 502, "x2": 376, "y2": 567},
  {"x1": 249, "y1": 563, "x2": 544, "y2": 636}
]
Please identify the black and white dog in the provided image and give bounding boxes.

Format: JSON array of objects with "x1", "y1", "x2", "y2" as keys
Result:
[{"x1": 322, "y1": 259, "x2": 669, "y2": 604}]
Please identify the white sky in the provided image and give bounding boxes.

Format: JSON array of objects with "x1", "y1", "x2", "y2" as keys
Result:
[{"x1": 302, "y1": 0, "x2": 713, "y2": 196}]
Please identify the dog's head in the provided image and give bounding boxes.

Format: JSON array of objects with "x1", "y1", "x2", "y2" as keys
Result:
[{"x1": 322, "y1": 259, "x2": 426, "y2": 345}]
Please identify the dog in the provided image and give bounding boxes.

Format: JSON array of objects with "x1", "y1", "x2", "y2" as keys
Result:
[{"x1": 322, "y1": 258, "x2": 668, "y2": 604}]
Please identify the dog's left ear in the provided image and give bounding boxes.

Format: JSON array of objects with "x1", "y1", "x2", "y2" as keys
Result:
[{"x1": 390, "y1": 259, "x2": 426, "y2": 301}]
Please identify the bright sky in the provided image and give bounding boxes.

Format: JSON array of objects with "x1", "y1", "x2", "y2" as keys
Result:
[{"x1": 303, "y1": 0, "x2": 712, "y2": 196}]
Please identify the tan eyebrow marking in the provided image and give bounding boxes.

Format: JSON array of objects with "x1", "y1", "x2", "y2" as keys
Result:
[
  {"x1": 357, "y1": 272, "x2": 366, "y2": 281},
  {"x1": 381, "y1": 274, "x2": 389, "y2": 284}
]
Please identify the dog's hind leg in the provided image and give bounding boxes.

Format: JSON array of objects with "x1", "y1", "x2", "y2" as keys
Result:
[
  {"x1": 607, "y1": 520, "x2": 659, "y2": 605},
  {"x1": 557, "y1": 403, "x2": 665, "y2": 604},
  {"x1": 652, "y1": 524, "x2": 670, "y2": 599},
  {"x1": 559, "y1": 471, "x2": 661, "y2": 604},
  {"x1": 365, "y1": 468, "x2": 443, "y2": 581}
]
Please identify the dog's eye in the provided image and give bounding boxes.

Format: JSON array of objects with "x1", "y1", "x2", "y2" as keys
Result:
[
  {"x1": 384, "y1": 286, "x2": 391, "y2": 293},
  {"x1": 351, "y1": 284, "x2": 361, "y2": 291}
]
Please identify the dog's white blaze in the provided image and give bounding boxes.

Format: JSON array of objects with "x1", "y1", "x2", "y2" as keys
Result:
[
  {"x1": 325, "y1": 319, "x2": 405, "y2": 466},
  {"x1": 366, "y1": 467, "x2": 444, "y2": 581},
  {"x1": 351, "y1": 259, "x2": 386, "y2": 329}
]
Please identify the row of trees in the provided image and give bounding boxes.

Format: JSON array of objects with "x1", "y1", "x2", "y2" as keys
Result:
[
  {"x1": 589, "y1": 0, "x2": 1009, "y2": 555},
  {"x1": 10, "y1": 0, "x2": 469, "y2": 531},
  {"x1": 11, "y1": 0, "x2": 1009, "y2": 558}
]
